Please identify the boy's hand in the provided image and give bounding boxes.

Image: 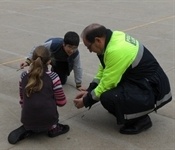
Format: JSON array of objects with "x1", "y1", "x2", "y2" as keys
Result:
[
  {"x1": 76, "y1": 86, "x2": 86, "y2": 91},
  {"x1": 20, "y1": 62, "x2": 28, "y2": 69}
]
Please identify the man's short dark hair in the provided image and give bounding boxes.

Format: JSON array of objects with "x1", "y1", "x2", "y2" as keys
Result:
[
  {"x1": 64, "y1": 31, "x2": 80, "y2": 46},
  {"x1": 86, "y1": 26, "x2": 106, "y2": 43},
  {"x1": 81, "y1": 24, "x2": 107, "y2": 43}
]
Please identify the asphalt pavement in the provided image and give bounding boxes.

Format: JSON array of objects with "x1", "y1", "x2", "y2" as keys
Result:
[{"x1": 0, "y1": 0, "x2": 174, "y2": 150}]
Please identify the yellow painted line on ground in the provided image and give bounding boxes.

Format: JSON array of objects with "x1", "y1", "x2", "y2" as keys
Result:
[
  {"x1": 124, "y1": 15, "x2": 174, "y2": 32},
  {"x1": 1, "y1": 15, "x2": 174, "y2": 66},
  {"x1": 0, "y1": 58, "x2": 25, "y2": 65}
]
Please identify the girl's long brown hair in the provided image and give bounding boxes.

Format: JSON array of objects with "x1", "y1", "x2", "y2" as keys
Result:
[{"x1": 25, "y1": 46, "x2": 51, "y2": 97}]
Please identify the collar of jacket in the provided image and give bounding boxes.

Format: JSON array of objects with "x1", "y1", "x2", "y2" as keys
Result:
[
  {"x1": 96, "y1": 29, "x2": 112, "y2": 69},
  {"x1": 104, "y1": 29, "x2": 113, "y2": 50}
]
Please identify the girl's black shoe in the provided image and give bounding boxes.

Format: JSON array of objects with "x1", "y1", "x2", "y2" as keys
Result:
[
  {"x1": 8, "y1": 125, "x2": 32, "y2": 144},
  {"x1": 47, "y1": 123, "x2": 70, "y2": 137}
]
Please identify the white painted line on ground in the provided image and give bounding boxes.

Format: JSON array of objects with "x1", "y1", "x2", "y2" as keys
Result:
[{"x1": 0, "y1": 48, "x2": 24, "y2": 57}]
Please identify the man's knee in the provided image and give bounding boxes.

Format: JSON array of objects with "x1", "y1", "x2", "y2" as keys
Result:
[
  {"x1": 100, "y1": 92, "x2": 116, "y2": 116},
  {"x1": 100, "y1": 92, "x2": 109, "y2": 106}
]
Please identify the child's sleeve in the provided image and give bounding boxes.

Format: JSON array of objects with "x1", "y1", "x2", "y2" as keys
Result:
[
  {"x1": 51, "y1": 72, "x2": 67, "y2": 107},
  {"x1": 19, "y1": 72, "x2": 27, "y2": 108}
]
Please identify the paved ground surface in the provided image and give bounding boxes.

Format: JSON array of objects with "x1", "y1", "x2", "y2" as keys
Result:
[{"x1": 0, "y1": 0, "x2": 174, "y2": 150}]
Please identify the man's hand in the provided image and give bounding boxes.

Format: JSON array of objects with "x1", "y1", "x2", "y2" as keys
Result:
[
  {"x1": 74, "y1": 98, "x2": 84, "y2": 109},
  {"x1": 74, "y1": 91, "x2": 87, "y2": 109},
  {"x1": 75, "y1": 91, "x2": 87, "y2": 99}
]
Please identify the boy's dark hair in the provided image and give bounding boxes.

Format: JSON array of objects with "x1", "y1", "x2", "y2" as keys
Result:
[{"x1": 64, "y1": 31, "x2": 80, "y2": 46}]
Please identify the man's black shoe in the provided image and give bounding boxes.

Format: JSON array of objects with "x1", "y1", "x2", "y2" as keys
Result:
[{"x1": 120, "y1": 115, "x2": 152, "y2": 134}]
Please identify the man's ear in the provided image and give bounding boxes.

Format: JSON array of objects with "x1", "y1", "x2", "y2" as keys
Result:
[{"x1": 95, "y1": 37, "x2": 102, "y2": 43}]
